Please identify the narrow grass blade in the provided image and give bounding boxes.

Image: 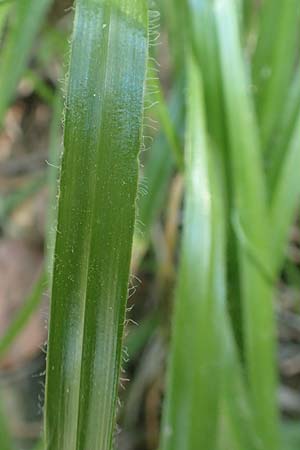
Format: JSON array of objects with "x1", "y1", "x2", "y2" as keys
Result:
[
  {"x1": 268, "y1": 65, "x2": 300, "y2": 192},
  {"x1": 0, "y1": 271, "x2": 46, "y2": 360},
  {"x1": 214, "y1": 0, "x2": 279, "y2": 447},
  {"x1": 252, "y1": 0, "x2": 300, "y2": 151},
  {"x1": 149, "y1": 66, "x2": 184, "y2": 170},
  {"x1": 186, "y1": 0, "x2": 226, "y2": 152},
  {"x1": 186, "y1": 0, "x2": 245, "y2": 350},
  {"x1": 0, "y1": 0, "x2": 53, "y2": 126},
  {"x1": 45, "y1": 1, "x2": 148, "y2": 449},
  {"x1": 270, "y1": 113, "x2": 300, "y2": 274},
  {"x1": 221, "y1": 320, "x2": 264, "y2": 450},
  {"x1": 160, "y1": 56, "x2": 225, "y2": 450}
]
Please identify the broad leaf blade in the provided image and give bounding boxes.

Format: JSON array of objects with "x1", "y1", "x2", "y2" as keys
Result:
[{"x1": 45, "y1": 1, "x2": 148, "y2": 449}]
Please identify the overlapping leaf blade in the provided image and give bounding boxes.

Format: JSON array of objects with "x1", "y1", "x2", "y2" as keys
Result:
[
  {"x1": 214, "y1": 0, "x2": 279, "y2": 447},
  {"x1": 160, "y1": 56, "x2": 225, "y2": 450}
]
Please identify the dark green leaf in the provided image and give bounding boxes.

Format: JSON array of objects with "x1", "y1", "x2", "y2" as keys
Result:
[{"x1": 45, "y1": 1, "x2": 148, "y2": 449}]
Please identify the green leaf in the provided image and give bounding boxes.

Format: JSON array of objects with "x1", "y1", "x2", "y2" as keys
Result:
[
  {"x1": 160, "y1": 55, "x2": 225, "y2": 450},
  {"x1": 214, "y1": 0, "x2": 279, "y2": 447},
  {"x1": 44, "y1": 1, "x2": 148, "y2": 449},
  {"x1": 270, "y1": 112, "x2": 300, "y2": 274},
  {"x1": 186, "y1": 0, "x2": 226, "y2": 153},
  {"x1": 268, "y1": 65, "x2": 300, "y2": 192},
  {"x1": 0, "y1": 0, "x2": 53, "y2": 127},
  {"x1": 186, "y1": 0, "x2": 244, "y2": 349},
  {"x1": 252, "y1": 0, "x2": 300, "y2": 152},
  {"x1": 221, "y1": 321, "x2": 264, "y2": 450}
]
